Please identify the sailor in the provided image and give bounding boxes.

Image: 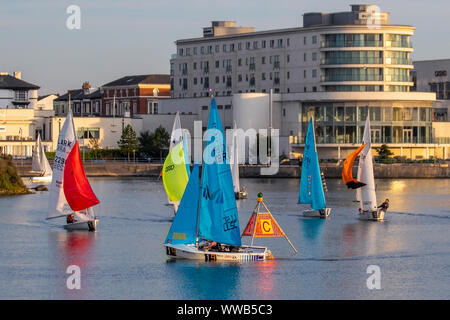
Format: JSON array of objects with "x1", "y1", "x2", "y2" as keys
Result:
[
  {"x1": 241, "y1": 185, "x2": 246, "y2": 193},
  {"x1": 378, "y1": 199, "x2": 389, "y2": 211},
  {"x1": 66, "y1": 214, "x2": 75, "y2": 224}
]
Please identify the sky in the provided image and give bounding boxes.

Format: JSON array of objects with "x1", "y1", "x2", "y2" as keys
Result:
[{"x1": 1, "y1": 0, "x2": 449, "y2": 95}]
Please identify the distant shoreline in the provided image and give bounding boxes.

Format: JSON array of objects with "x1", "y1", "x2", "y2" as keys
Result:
[{"x1": 16, "y1": 162, "x2": 450, "y2": 179}]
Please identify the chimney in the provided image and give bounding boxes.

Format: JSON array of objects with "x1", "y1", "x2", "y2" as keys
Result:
[
  {"x1": 13, "y1": 71, "x2": 21, "y2": 79},
  {"x1": 82, "y1": 81, "x2": 90, "y2": 94}
]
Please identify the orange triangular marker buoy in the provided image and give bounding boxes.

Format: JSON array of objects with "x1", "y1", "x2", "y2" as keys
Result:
[{"x1": 242, "y1": 194, "x2": 298, "y2": 254}]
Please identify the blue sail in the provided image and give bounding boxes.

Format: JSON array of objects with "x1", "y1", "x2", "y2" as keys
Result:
[
  {"x1": 298, "y1": 117, "x2": 326, "y2": 210},
  {"x1": 198, "y1": 98, "x2": 242, "y2": 247},
  {"x1": 165, "y1": 164, "x2": 199, "y2": 245}
]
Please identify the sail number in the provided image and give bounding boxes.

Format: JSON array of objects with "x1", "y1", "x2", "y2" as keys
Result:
[{"x1": 53, "y1": 155, "x2": 66, "y2": 171}]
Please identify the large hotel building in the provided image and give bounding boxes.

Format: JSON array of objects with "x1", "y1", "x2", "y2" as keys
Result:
[{"x1": 165, "y1": 4, "x2": 448, "y2": 159}]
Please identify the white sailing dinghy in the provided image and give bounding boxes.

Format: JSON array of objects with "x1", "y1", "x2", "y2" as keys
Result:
[
  {"x1": 164, "y1": 98, "x2": 296, "y2": 261},
  {"x1": 342, "y1": 116, "x2": 386, "y2": 221},
  {"x1": 47, "y1": 110, "x2": 100, "y2": 231},
  {"x1": 31, "y1": 133, "x2": 53, "y2": 183},
  {"x1": 231, "y1": 121, "x2": 247, "y2": 200},
  {"x1": 298, "y1": 117, "x2": 331, "y2": 218}
]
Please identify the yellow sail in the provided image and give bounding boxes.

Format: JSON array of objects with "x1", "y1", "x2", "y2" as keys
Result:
[{"x1": 162, "y1": 141, "x2": 189, "y2": 202}]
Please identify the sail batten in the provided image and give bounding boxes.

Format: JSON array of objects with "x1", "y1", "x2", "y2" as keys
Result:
[{"x1": 298, "y1": 118, "x2": 326, "y2": 210}]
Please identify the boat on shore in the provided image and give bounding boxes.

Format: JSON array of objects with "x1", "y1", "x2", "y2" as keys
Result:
[
  {"x1": 298, "y1": 117, "x2": 331, "y2": 218},
  {"x1": 342, "y1": 116, "x2": 386, "y2": 221}
]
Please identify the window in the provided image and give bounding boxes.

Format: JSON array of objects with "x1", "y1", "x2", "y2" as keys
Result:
[
  {"x1": 312, "y1": 69, "x2": 317, "y2": 78},
  {"x1": 223, "y1": 44, "x2": 227, "y2": 52},
  {"x1": 246, "y1": 42, "x2": 251, "y2": 49},
  {"x1": 215, "y1": 60, "x2": 219, "y2": 68},
  {"x1": 215, "y1": 45, "x2": 220, "y2": 53},
  {"x1": 238, "y1": 58, "x2": 242, "y2": 66},
  {"x1": 78, "y1": 128, "x2": 100, "y2": 139},
  {"x1": 303, "y1": 37, "x2": 307, "y2": 45},
  {"x1": 287, "y1": 38, "x2": 290, "y2": 47},
  {"x1": 270, "y1": 40, "x2": 274, "y2": 48},
  {"x1": 304, "y1": 53, "x2": 307, "y2": 61},
  {"x1": 202, "y1": 105, "x2": 208, "y2": 110},
  {"x1": 287, "y1": 54, "x2": 290, "y2": 63},
  {"x1": 262, "y1": 73, "x2": 266, "y2": 81},
  {"x1": 287, "y1": 71, "x2": 290, "y2": 79},
  {"x1": 253, "y1": 41, "x2": 258, "y2": 49},
  {"x1": 277, "y1": 39, "x2": 283, "y2": 47},
  {"x1": 262, "y1": 40, "x2": 266, "y2": 48},
  {"x1": 304, "y1": 70, "x2": 307, "y2": 78},
  {"x1": 262, "y1": 56, "x2": 266, "y2": 64},
  {"x1": 238, "y1": 43, "x2": 242, "y2": 50},
  {"x1": 312, "y1": 52, "x2": 317, "y2": 61},
  {"x1": 312, "y1": 35, "x2": 317, "y2": 44},
  {"x1": 193, "y1": 47, "x2": 197, "y2": 55}
]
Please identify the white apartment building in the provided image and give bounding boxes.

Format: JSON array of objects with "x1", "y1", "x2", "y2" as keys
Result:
[{"x1": 164, "y1": 4, "x2": 448, "y2": 160}]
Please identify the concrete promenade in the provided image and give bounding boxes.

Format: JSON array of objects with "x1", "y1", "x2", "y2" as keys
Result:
[{"x1": 16, "y1": 160, "x2": 450, "y2": 179}]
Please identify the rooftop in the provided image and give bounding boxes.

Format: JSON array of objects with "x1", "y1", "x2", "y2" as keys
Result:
[
  {"x1": 102, "y1": 74, "x2": 170, "y2": 87},
  {"x1": 0, "y1": 74, "x2": 40, "y2": 90}
]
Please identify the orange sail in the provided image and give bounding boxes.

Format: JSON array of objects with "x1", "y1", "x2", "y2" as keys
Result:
[
  {"x1": 63, "y1": 141, "x2": 100, "y2": 211},
  {"x1": 342, "y1": 144, "x2": 367, "y2": 189}
]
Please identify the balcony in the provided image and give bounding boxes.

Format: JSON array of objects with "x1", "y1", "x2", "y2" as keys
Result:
[
  {"x1": 322, "y1": 40, "x2": 384, "y2": 48},
  {"x1": 322, "y1": 57, "x2": 383, "y2": 65}
]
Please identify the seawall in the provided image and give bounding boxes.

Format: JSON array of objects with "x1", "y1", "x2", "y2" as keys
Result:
[{"x1": 16, "y1": 161, "x2": 450, "y2": 178}]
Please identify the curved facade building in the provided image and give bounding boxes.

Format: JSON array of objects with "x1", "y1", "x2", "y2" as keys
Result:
[{"x1": 167, "y1": 4, "x2": 445, "y2": 159}]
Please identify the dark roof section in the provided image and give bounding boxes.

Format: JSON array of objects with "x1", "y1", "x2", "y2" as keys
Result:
[
  {"x1": 102, "y1": 74, "x2": 170, "y2": 87},
  {"x1": 0, "y1": 74, "x2": 40, "y2": 90},
  {"x1": 54, "y1": 89, "x2": 103, "y2": 101}
]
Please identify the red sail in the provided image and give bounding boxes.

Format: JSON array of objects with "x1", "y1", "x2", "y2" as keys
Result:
[{"x1": 63, "y1": 141, "x2": 100, "y2": 211}]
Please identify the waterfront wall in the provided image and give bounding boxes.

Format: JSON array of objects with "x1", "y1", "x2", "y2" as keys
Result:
[{"x1": 16, "y1": 161, "x2": 450, "y2": 178}]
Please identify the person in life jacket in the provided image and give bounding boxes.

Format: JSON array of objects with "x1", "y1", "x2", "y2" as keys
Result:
[
  {"x1": 66, "y1": 214, "x2": 74, "y2": 224},
  {"x1": 378, "y1": 199, "x2": 389, "y2": 211}
]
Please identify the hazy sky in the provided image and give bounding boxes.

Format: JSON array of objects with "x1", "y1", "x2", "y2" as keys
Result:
[{"x1": 1, "y1": 0, "x2": 449, "y2": 95}]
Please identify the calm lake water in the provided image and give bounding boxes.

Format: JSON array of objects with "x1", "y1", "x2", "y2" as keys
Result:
[{"x1": 0, "y1": 177, "x2": 449, "y2": 299}]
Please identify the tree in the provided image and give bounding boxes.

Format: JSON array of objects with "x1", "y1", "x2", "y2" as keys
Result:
[
  {"x1": 138, "y1": 126, "x2": 170, "y2": 160},
  {"x1": 118, "y1": 124, "x2": 139, "y2": 162},
  {"x1": 376, "y1": 144, "x2": 394, "y2": 160}
]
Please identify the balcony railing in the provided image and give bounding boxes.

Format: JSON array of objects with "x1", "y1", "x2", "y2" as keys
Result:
[
  {"x1": 322, "y1": 58, "x2": 383, "y2": 65},
  {"x1": 323, "y1": 75, "x2": 384, "y2": 82}
]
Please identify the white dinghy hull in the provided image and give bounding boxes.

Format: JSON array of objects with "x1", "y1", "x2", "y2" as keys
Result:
[
  {"x1": 358, "y1": 209, "x2": 386, "y2": 221},
  {"x1": 302, "y1": 207, "x2": 331, "y2": 218},
  {"x1": 64, "y1": 219, "x2": 98, "y2": 231},
  {"x1": 31, "y1": 175, "x2": 53, "y2": 183},
  {"x1": 164, "y1": 244, "x2": 272, "y2": 262}
]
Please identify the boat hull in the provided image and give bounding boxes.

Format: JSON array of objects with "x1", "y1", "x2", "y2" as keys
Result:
[
  {"x1": 164, "y1": 244, "x2": 272, "y2": 262},
  {"x1": 358, "y1": 209, "x2": 386, "y2": 221},
  {"x1": 235, "y1": 191, "x2": 248, "y2": 199},
  {"x1": 302, "y1": 207, "x2": 331, "y2": 218},
  {"x1": 31, "y1": 175, "x2": 52, "y2": 183},
  {"x1": 64, "y1": 219, "x2": 98, "y2": 231}
]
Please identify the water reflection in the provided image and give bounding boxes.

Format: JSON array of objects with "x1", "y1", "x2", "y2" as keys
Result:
[
  {"x1": 299, "y1": 218, "x2": 325, "y2": 242},
  {"x1": 252, "y1": 260, "x2": 279, "y2": 299},
  {"x1": 48, "y1": 231, "x2": 97, "y2": 299}
]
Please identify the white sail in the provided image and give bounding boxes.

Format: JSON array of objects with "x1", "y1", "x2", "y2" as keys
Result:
[
  {"x1": 231, "y1": 121, "x2": 240, "y2": 193},
  {"x1": 31, "y1": 134, "x2": 42, "y2": 172},
  {"x1": 47, "y1": 111, "x2": 77, "y2": 219},
  {"x1": 32, "y1": 133, "x2": 52, "y2": 176},
  {"x1": 169, "y1": 111, "x2": 183, "y2": 151},
  {"x1": 357, "y1": 116, "x2": 377, "y2": 211}
]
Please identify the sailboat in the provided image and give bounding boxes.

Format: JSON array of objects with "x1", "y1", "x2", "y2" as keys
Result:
[
  {"x1": 31, "y1": 133, "x2": 53, "y2": 183},
  {"x1": 231, "y1": 121, "x2": 247, "y2": 199},
  {"x1": 162, "y1": 134, "x2": 190, "y2": 214},
  {"x1": 163, "y1": 111, "x2": 188, "y2": 213},
  {"x1": 164, "y1": 98, "x2": 295, "y2": 261},
  {"x1": 298, "y1": 117, "x2": 331, "y2": 218},
  {"x1": 47, "y1": 110, "x2": 100, "y2": 231},
  {"x1": 342, "y1": 116, "x2": 386, "y2": 221}
]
